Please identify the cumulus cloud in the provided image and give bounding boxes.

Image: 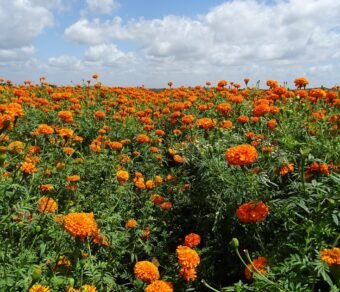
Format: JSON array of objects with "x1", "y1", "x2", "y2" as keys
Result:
[
  {"x1": 48, "y1": 56, "x2": 83, "y2": 70},
  {"x1": 0, "y1": 0, "x2": 52, "y2": 50},
  {"x1": 84, "y1": 44, "x2": 136, "y2": 66},
  {"x1": 0, "y1": 46, "x2": 35, "y2": 62},
  {"x1": 63, "y1": 0, "x2": 340, "y2": 87}
]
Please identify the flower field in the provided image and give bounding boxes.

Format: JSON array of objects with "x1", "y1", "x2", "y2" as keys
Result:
[{"x1": 0, "y1": 77, "x2": 339, "y2": 291}]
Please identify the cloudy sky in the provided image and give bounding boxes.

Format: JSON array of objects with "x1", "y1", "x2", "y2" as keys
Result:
[{"x1": 0, "y1": 0, "x2": 339, "y2": 87}]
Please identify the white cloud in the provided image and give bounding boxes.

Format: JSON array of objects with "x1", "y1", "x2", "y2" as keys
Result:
[
  {"x1": 0, "y1": 0, "x2": 52, "y2": 50},
  {"x1": 0, "y1": 46, "x2": 35, "y2": 62},
  {"x1": 86, "y1": 0, "x2": 119, "y2": 14},
  {"x1": 48, "y1": 56, "x2": 83, "y2": 70},
  {"x1": 84, "y1": 44, "x2": 136, "y2": 66}
]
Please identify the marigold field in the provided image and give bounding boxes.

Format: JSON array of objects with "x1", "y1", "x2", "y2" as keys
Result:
[{"x1": 0, "y1": 77, "x2": 339, "y2": 291}]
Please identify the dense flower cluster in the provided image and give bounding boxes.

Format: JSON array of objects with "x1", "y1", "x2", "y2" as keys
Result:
[{"x1": 320, "y1": 247, "x2": 340, "y2": 266}]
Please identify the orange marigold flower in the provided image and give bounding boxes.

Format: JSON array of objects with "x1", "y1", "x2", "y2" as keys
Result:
[
  {"x1": 136, "y1": 134, "x2": 151, "y2": 143},
  {"x1": 36, "y1": 124, "x2": 54, "y2": 135},
  {"x1": 29, "y1": 284, "x2": 51, "y2": 292},
  {"x1": 66, "y1": 175, "x2": 80, "y2": 182},
  {"x1": 58, "y1": 111, "x2": 73, "y2": 123},
  {"x1": 94, "y1": 111, "x2": 105, "y2": 120},
  {"x1": 319, "y1": 163, "x2": 330, "y2": 176},
  {"x1": 236, "y1": 201, "x2": 269, "y2": 223},
  {"x1": 146, "y1": 179, "x2": 155, "y2": 189},
  {"x1": 245, "y1": 256, "x2": 267, "y2": 281},
  {"x1": 225, "y1": 144, "x2": 257, "y2": 166},
  {"x1": 160, "y1": 202, "x2": 173, "y2": 210},
  {"x1": 179, "y1": 267, "x2": 197, "y2": 281},
  {"x1": 221, "y1": 120, "x2": 233, "y2": 129},
  {"x1": 237, "y1": 115, "x2": 249, "y2": 123},
  {"x1": 279, "y1": 163, "x2": 294, "y2": 176},
  {"x1": 92, "y1": 230, "x2": 110, "y2": 247},
  {"x1": 173, "y1": 154, "x2": 185, "y2": 164},
  {"x1": 38, "y1": 197, "x2": 58, "y2": 213},
  {"x1": 176, "y1": 245, "x2": 200, "y2": 269},
  {"x1": 40, "y1": 184, "x2": 54, "y2": 192},
  {"x1": 146, "y1": 280, "x2": 173, "y2": 292},
  {"x1": 320, "y1": 247, "x2": 340, "y2": 266},
  {"x1": 150, "y1": 194, "x2": 164, "y2": 205},
  {"x1": 20, "y1": 162, "x2": 37, "y2": 174},
  {"x1": 63, "y1": 212, "x2": 98, "y2": 240},
  {"x1": 134, "y1": 261, "x2": 160, "y2": 283},
  {"x1": 267, "y1": 119, "x2": 277, "y2": 130},
  {"x1": 125, "y1": 219, "x2": 138, "y2": 229},
  {"x1": 181, "y1": 114, "x2": 195, "y2": 124},
  {"x1": 196, "y1": 118, "x2": 215, "y2": 130},
  {"x1": 252, "y1": 104, "x2": 271, "y2": 117},
  {"x1": 63, "y1": 147, "x2": 75, "y2": 155},
  {"x1": 184, "y1": 233, "x2": 201, "y2": 248},
  {"x1": 294, "y1": 77, "x2": 309, "y2": 89},
  {"x1": 116, "y1": 170, "x2": 129, "y2": 184},
  {"x1": 58, "y1": 128, "x2": 74, "y2": 138}
]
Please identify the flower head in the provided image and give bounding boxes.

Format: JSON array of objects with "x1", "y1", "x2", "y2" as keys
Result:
[
  {"x1": 226, "y1": 144, "x2": 257, "y2": 166},
  {"x1": 63, "y1": 212, "x2": 98, "y2": 240},
  {"x1": 320, "y1": 247, "x2": 340, "y2": 266},
  {"x1": 29, "y1": 284, "x2": 50, "y2": 292},
  {"x1": 176, "y1": 245, "x2": 200, "y2": 269},
  {"x1": 184, "y1": 233, "x2": 201, "y2": 248},
  {"x1": 236, "y1": 201, "x2": 269, "y2": 223},
  {"x1": 38, "y1": 197, "x2": 58, "y2": 213},
  {"x1": 146, "y1": 280, "x2": 173, "y2": 292},
  {"x1": 134, "y1": 261, "x2": 160, "y2": 283},
  {"x1": 245, "y1": 256, "x2": 267, "y2": 281}
]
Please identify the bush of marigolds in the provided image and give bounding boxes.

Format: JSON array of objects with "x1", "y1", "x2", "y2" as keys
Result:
[{"x1": 0, "y1": 77, "x2": 339, "y2": 292}]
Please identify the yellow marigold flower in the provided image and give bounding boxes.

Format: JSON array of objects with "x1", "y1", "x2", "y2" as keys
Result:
[
  {"x1": 8, "y1": 141, "x2": 25, "y2": 153},
  {"x1": 176, "y1": 245, "x2": 200, "y2": 269},
  {"x1": 320, "y1": 247, "x2": 340, "y2": 266},
  {"x1": 29, "y1": 284, "x2": 50, "y2": 292},
  {"x1": 145, "y1": 280, "x2": 173, "y2": 292},
  {"x1": 38, "y1": 197, "x2": 58, "y2": 213},
  {"x1": 63, "y1": 212, "x2": 98, "y2": 240},
  {"x1": 134, "y1": 260, "x2": 160, "y2": 283},
  {"x1": 116, "y1": 170, "x2": 129, "y2": 184},
  {"x1": 36, "y1": 124, "x2": 54, "y2": 135},
  {"x1": 82, "y1": 284, "x2": 97, "y2": 292},
  {"x1": 225, "y1": 144, "x2": 257, "y2": 166}
]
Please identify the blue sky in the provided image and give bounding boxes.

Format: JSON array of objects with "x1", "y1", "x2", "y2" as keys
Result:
[{"x1": 1, "y1": 0, "x2": 339, "y2": 87}]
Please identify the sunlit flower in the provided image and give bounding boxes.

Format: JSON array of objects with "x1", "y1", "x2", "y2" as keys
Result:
[
  {"x1": 236, "y1": 201, "x2": 269, "y2": 223},
  {"x1": 38, "y1": 197, "x2": 58, "y2": 213},
  {"x1": 63, "y1": 212, "x2": 98, "y2": 240},
  {"x1": 226, "y1": 144, "x2": 257, "y2": 166}
]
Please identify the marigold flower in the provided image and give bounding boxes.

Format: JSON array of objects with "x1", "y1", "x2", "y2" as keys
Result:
[
  {"x1": 82, "y1": 284, "x2": 97, "y2": 292},
  {"x1": 92, "y1": 230, "x2": 110, "y2": 247},
  {"x1": 116, "y1": 170, "x2": 129, "y2": 184},
  {"x1": 94, "y1": 111, "x2": 105, "y2": 120},
  {"x1": 226, "y1": 144, "x2": 257, "y2": 166},
  {"x1": 136, "y1": 134, "x2": 151, "y2": 143},
  {"x1": 245, "y1": 256, "x2": 267, "y2": 281},
  {"x1": 66, "y1": 175, "x2": 80, "y2": 182},
  {"x1": 173, "y1": 154, "x2": 185, "y2": 164},
  {"x1": 176, "y1": 245, "x2": 200, "y2": 269},
  {"x1": 125, "y1": 219, "x2": 138, "y2": 229},
  {"x1": 267, "y1": 119, "x2": 277, "y2": 130},
  {"x1": 38, "y1": 197, "x2": 58, "y2": 213},
  {"x1": 160, "y1": 202, "x2": 172, "y2": 210},
  {"x1": 236, "y1": 201, "x2": 269, "y2": 223},
  {"x1": 320, "y1": 247, "x2": 340, "y2": 266},
  {"x1": 56, "y1": 255, "x2": 71, "y2": 267},
  {"x1": 184, "y1": 233, "x2": 201, "y2": 248},
  {"x1": 196, "y1": 118, "x2": 215, "y2": 130},
  {"x1": 145, "y1": 179, "x2": 155, "y2": 189},
  {"x1": 58, "y1": 111, "x2": 73, "y2": 123},
  {"x1": 150, "y1": 194, "x2": 164, "y2": 205},
  {"x1": 237, "y1": 115, "x2": 249, "y2": 123},
  {"x1": 29, "y1": 284, "x2": 50, "y2": 292},
  {"x1": 36, "y1": 124, "x2": 54, "y2": 135},
  {"x1": 63, "y1": 147, "x2": 75, "y2": 155},
  {"x1": 20, "y1": 161, "x2": 37, "y2": 174},
  {"x1": 179, "y1": 267, "x2": 197, "y2": 281},
  {"x1": 63, "y1": 212, "x2": 98, "y2": 240},
  {"x1": 8, "y1": 141, "x2": 25, "y2": 153},
  {"x1": 134, "y1": 261, "x2": 160, "y2": 283},
  {"x1": 146, "y1": 280, "x2": 173, "y2": 292},
  {"x1": 279, "y1": 163, "x2": 294, "y2": 176}
]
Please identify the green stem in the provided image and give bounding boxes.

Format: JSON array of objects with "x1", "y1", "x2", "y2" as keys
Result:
[{"x1": 201, "y1": 279, "x2": 221, "y2": 292}]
